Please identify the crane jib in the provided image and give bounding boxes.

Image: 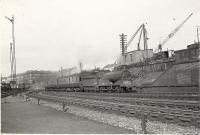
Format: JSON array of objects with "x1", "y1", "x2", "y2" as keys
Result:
[{"x1": 157, "y1": 13, "x2": 193, "y2": 52}]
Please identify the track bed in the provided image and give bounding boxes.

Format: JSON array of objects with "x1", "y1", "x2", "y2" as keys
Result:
[{"x1": 27, "y1": 92, "x2": 200, "y2": 128}]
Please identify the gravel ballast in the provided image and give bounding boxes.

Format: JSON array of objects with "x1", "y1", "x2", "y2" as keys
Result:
[{"x1": 29, "y1": 98, "x2": 200, "y2": 134}]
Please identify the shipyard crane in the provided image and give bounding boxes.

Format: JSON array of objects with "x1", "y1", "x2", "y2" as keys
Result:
[
  {"x1": 115, "y1": 24, "x2": 148, "y2": 64},
  {"x1": 156, "y1": 13, "x2": 193, "y2": 52},
  {"x1": 5, "y1": 15, "x2": 16, "y2": 88},
  {"x1": 126, "y1": 23, "x2": 148, "y2": 51}
]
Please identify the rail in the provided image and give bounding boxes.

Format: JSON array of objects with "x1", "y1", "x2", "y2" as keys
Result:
[
  {"x1": 27, "y1": 93, "x2": 200, "y2": 128},
  {"x1": 43, "y1": 91, "x2": 200, "y2": 111},
  {"x1": 1, "y1": 89, "x2": 28, "y2": 98}
]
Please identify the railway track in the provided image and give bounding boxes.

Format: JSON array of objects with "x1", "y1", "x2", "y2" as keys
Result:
[
  {"x1": 42, "y1": 91, "x2": 200, "y2": 111},
  {"x1": 45, "y1": 90, "x2": 200, "y2": 100},
  {"x1": 28, "y1": 92, "x2": 200, "y2": 128},
  {"x1": 1, "y1": 89, "x2": 28, "y2": 98}
]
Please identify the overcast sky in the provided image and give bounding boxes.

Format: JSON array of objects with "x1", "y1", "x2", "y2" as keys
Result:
[{"x1": 0, "y1": 0, "x2": 200, "y2": 76}]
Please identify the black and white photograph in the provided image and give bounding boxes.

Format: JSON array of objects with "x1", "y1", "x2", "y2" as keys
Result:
[{"x1": 1, "y1": 0, "x2": 200, "y2": 134}]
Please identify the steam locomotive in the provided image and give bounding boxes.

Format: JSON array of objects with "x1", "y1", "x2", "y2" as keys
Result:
[{"x1": 45, "y1": 64, "x2": 133, "y2": 92}]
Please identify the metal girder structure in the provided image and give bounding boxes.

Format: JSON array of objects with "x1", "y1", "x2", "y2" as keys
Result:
[
  {"x1": 5, "y1": 16, "x2": 16, "y2": 83},
  {"x1": 126, "y1": 24, "x2": 148, "y2": 51},
  {"x1": 9, "y1": 43, "x2": 16, "y2": 82},
  {"x1": 156, "y1": 13, "x2": 193, "y2": 52},
  {"x1": 116, "y1": 24, "x2": 148, "y2": 65}
]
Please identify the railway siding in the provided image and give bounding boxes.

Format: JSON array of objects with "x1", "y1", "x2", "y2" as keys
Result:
[
  {"x1": 42, "y1": 92, "x2": 200, "y2": 111},
  {"x1": 27, "y1": 92, "x2": 200, "y2": 128}
]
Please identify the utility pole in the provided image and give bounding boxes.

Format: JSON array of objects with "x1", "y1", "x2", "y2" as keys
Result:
[
  {"x1": 79, "y1": 61, "x2": 83, "y2": 72},
  {"x1": 197, "y1": 26, "x2": 200, "y2": 45},
  {"x1": 120, "y1": 33, "x2": 127, "y2": 64},
  {"x1": 5, "y1": 16, "x2": 16, "y2": 86},
  {"x1": 120, "y1": 33, "x2": 127, "y2": 55}
]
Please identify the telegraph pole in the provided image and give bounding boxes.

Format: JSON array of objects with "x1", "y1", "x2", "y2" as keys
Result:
[
  {"x1": 119, "y1": 33, "x2": 127, "y2": 55},
  {"x1": 120, "y1": 33, "x2": 127, "y2": 64},
  {"x1": 5, "y1": 16, "x2": 16, "y2": 85},
  {"x1": 197, "y1": 26, "x2": 200, "y2": 45}
]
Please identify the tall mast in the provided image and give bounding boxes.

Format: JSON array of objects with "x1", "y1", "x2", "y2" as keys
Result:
[{"x1": 5, "y1": 16, "x2": 16, "y2": 83}]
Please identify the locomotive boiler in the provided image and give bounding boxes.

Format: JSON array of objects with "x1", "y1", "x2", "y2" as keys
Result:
[{"x1": 101, "y1": 65, "x2": 132, "y2": 92}]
